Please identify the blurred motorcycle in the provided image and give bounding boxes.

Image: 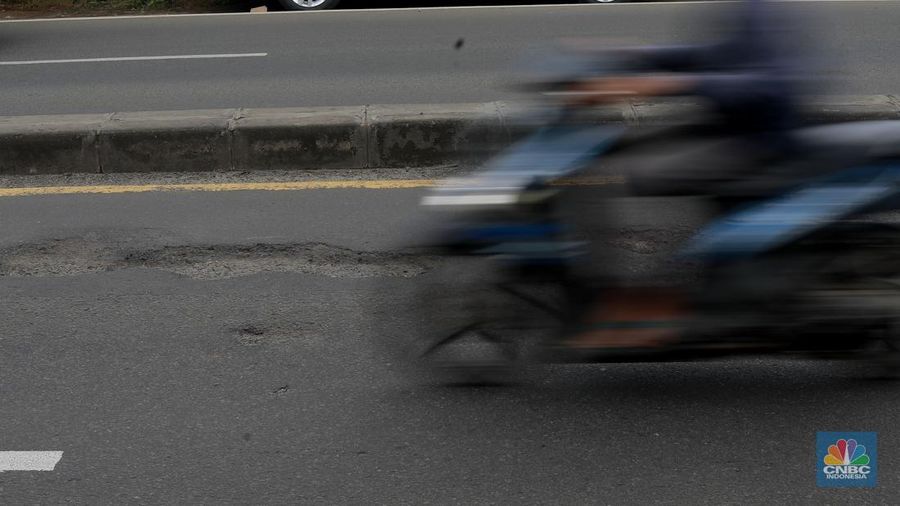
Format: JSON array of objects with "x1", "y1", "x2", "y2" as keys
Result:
[{"x1": 375, "y1": 47, "x2": 900, "y2": 385}]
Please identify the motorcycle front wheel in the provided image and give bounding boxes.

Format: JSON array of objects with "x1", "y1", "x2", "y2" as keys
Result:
[{"x1": 371, "y1": 253, "x2": 565, "y2": 386}]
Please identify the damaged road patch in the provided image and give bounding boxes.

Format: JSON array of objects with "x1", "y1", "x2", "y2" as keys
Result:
[
  {"x1": 0, "y1": 237, "x2": 434, "y2": 280},
  {"x1": 128, "y1": 242, "x2": 433, "y2": 280},
  {"x1": 235, "y1": 324, "x2": 318, "y2": 347}
]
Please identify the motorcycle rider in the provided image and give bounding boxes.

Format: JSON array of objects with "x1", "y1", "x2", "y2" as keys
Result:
[
  {"x1": 576, "y1": 0, "x2": 804, "y2": 198},
  {"x1": 567, "y1": 0, "x2": 810, "y2": 348}
]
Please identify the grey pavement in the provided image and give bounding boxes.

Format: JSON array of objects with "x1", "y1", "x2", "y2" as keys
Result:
[
  {"x1": 0, "y1": 179, "x2": 897, "y2": 503},
  {"x1": 0, "y1": 1, "x2": 899, "y2": 116}
]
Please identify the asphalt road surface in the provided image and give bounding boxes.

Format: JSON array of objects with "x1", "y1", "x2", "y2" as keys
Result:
[
  {"x1": 1, "y1": 1, "x2": 900, "y2": 115},
  {"x1": 1, "y1": 172, "x2": 897, "y2": 503}
]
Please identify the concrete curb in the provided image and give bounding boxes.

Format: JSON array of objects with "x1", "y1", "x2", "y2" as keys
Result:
[{"x1": 1, "y1": 96, "x2": 899, "y2": 175}]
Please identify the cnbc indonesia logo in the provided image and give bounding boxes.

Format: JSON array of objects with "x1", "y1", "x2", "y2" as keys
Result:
[
  {"x1": 818, "y1": 434, "x2": 877, "y2": 487},
  {"x1": 823, "y1": 439, "x2": 870, "y2": 478}
]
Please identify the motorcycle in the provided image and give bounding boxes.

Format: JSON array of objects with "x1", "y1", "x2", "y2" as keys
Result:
[{"x1": 376, "y1": 49, "x2": 900, "y2": 385}]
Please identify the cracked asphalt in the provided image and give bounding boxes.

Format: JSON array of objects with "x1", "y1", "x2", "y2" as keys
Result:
[{"x1": 1, "y1": 171, "x2": 899, "y2": 504}]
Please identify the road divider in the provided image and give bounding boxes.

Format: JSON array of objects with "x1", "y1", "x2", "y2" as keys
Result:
[{"x1": 1, "y1": 96, "x2": 898, "y2": 175}]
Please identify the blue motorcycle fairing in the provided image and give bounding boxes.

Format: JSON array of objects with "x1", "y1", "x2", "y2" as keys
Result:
[
  {"x1": 430, "y1": 124, "x2": 625, "y2": 195},
  {"x1": 681, "y1": 164, "x2": 900, "y2": 260}
]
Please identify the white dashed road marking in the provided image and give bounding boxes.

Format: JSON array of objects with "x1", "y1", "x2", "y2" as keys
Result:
[
  {"x1": 0, "y1": 53, "x2": 267, "y2": 66},
  {"x1": 0, "y1": 452, "x2": 64, "y2": 472}
]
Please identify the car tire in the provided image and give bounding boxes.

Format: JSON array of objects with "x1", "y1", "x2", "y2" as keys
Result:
[{"x1": 278, "y1": 0, "x2": 341, "y2": 10}]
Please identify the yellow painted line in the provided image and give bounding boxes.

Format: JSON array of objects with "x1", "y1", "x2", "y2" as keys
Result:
[
  {"x1": 0, "y1": 176, "x2": 624, "y2": 198},
  {"x1": 0, "y1": 179, "x2": 438, "y2": 197}
]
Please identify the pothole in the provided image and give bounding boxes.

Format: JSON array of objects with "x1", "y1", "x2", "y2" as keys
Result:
[
  {"x1": 131, "y1": 243, "x2": 431, "y2": 280},
  {"x1": 237, "y1": 325, "x2": 268, "y2": 346},
  {"x1": 0, "y1": 238, "x2": 435, "y2": 280},
  {"x1": 0, "y1": 237, "x2": 120, "y2": 277},
  {"x1": 235, "y1": 322, "x2": 321, "y2": 347},
  {"x1": 0, "y1": 230, "x2": 688, "y2": 279},
  {"x1": 270, "y1": 385, "x2": 290, "y2": 398}
]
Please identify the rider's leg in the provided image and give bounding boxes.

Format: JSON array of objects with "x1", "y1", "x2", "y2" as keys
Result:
[{"x1": 566, "y1": 130, "x2": 769, "y2": 348}]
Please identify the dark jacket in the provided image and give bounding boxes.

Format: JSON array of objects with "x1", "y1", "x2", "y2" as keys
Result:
[{"x1": 638, "y1": 0, "x2": 800, "y2": 135}]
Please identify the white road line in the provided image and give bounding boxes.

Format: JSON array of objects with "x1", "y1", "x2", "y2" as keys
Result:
[
  {"x1": 0, "y1": 53, "x2": 267, "y2": 66},
  {"x1": 0, "y1": 451, "x2": 64, "y2": 472}
]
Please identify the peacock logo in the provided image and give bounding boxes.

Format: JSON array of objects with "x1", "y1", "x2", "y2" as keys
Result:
[
  {"x1": 817, "y1": 432, "x2": 877, "y2": 488},
  {"x1": 824, "y1": 439, "x2": 870, "y2": 466}
]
